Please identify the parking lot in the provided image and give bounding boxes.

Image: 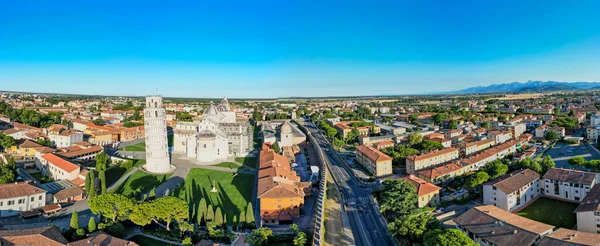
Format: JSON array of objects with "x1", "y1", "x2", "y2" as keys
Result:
[{"x1": 544, "y1": 143, "x2": 600, "y2": 169}]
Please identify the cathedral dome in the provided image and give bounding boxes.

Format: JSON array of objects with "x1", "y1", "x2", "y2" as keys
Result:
[
  {"x1": 217, "y1": 97, "x2": 232, "y2": 112},
  {"x1": 281, "y1": 121, "x2": 292, "y2": 134},
  {"x1": 204, "y1": 102, "x2": 219, "y2": 115}
]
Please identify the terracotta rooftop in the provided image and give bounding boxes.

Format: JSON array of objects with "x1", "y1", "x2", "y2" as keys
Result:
[
  {"x1": 356, "y1": 145, "x2": 392, "y2": 163},
  {"x1": 543, "y1": 168, "x2": 597, "y2": 186},
  {"x1": 539, "y1": 228, "x2": 600, "y2": 246},
  {"x1": 401, "y1": 175, "x2": 441, "y2": 197},
  {"x1": 373, "y1": 140, "x2": 395, "y2": 148},
  {"x1": 454, "y1": 205, "x2": 554, "y2": 246},
  {"x1": 68, "y1": 232, "x2": 139, "y2": 246},
  {"x1": 54, "y1": 186, "x2": 84, "y2": 201},
  {"x1": 0, "y1": 181, "x2": 46, "y2": 200},
  {"x1": 41, "y1": 153, "x2": 80, "y2": 173},
  {"x1": 56, "y1": 145, "x2": 103, "y2": 158},
  {"x1": 0, "y1": 226, "x2": 68, "y2": 246},
  {"x1": 484, "y1": 169, "x2": 540, "y2": 194},
  {"x1": 575, "y1": 185, "x2": 600, "y2": 213},
  {"x1": 417, "y1": 162, "x2": 463, "y2": 180}
]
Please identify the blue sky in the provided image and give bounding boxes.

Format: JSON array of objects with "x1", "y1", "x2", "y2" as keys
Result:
[{"x1": 1, "y1": 1, "x2": 600, "y2": 98}]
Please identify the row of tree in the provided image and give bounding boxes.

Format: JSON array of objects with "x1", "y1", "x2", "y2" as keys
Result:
[
  {"x1": 196, "y1": 198, "x2": 255, "y2": 230},
  {"x1": 568, "y1": 156, "x2": 600, "y2": 170},
  {"x1": 84, "y1": 153, "x2": 111, "y2": 198},
  {"x1": 0, "y1": 101, "x2": 66, "y2": 128}
]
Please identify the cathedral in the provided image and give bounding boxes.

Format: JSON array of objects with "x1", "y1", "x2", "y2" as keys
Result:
[{"x1": 173, "y1": 98, "x2": 253, "y2": 164}]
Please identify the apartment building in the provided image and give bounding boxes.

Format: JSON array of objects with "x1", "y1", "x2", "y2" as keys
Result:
[
  {"x1": 574, "y1": 185, "x2": 600, "y2": 234},
  {"x1": 0, "y1": 182, "x2": 47, "y2": 217},
  {"x1": 405, "y1": 148, "x2": 459, "y2": 175},
  {"x1": 538, "y1": 228, "x2": 600, "y2": 245},
  {"x1": 483, "y1": 169, "x2": 541, "y2": 212},
  {"x1": 542, "y1": 168, "x2": 597, "y2": 203},
  {"x1": 55, "y1": 142, "x2": 103, "y2": 162},
  {"x1": 356, "y1": 145, "x2": 393, "y2": 177},
  {"x1": 417, "y1": 162, "x2": 466, "y2": 184},
  {"x1": 334, "y1": 121, "x2": 381, "y2": 138},
  {"x1": 37, "y1": 153, "x2": 81, "y2": 181},
  {"x1": 509, "y1": 123, "x2": 526, "y2": 138},
  {"x1": 401, "y1": 175, "x2": 441, "y2": 208},
  {"x1": 487, "y1": 130, "x2": 511, "y2": 144},
  {"x1": 444, "y1": 129, "x2": 462, "y2": 139},
  {"x1": 372, "y1": 140, "x2": 394, "y2": 150},
  {"x1": 454, "y1": 205, "x2": 554, "y2": 246},
  {"x1": 49, "y1": 129, "x2": 84, "y2": 148}
]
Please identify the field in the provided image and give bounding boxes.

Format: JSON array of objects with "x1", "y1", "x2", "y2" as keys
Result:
[
  {"x1": 490, "y1": 93, "x2": 543, "y2": 100},
  {"x1": 174, "y1": 168, "x2": 255, "y2": 223},
  {"x1": 113, "y1": 170, "x2": 171, "y2": 197},
  {"x1": 517, "y1": 197, "x2": 578, "y2": 229},
  {"x1": 129, "y1": 235, "x2": 174, "y2": 246},
  {"x1": 235, "y1": 157, "x2": 258, "y2": 168},
  {"x1": 105, "y1": 159, "x2": 146, "y2": 187}
]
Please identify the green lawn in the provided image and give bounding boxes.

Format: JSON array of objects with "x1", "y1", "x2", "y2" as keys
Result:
[
  {"x1": 105, "y1": 159, "x2": 146, "y2": 187},
  {"x1": 113, "y1": 170, "x2": 171, "y2": 198},
  {"x1": 213, "y1": 162, "x2": 241, "y2": 169},
  {"x1": 30, "y1": 172, "x2": 54, "y2": 184},
  {"x1": 235, "y1": 157, "x2": 258, "y2": 169},
  {"x1": 517, "y1": 197, "x2": 578, "y2": 229},
  {"x1": 122, "y1": 142, "x2": 146, "y2": 152},
  {"x1": 129, "y1": 235, "x2": 174, "y2": 246},
  {"x1": 174, "y1": 168, "x2": 255, "y2": 223}
]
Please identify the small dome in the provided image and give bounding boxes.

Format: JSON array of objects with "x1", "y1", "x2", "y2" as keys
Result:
[
  {"x1": 204, "y1": 102, "x2": 219, "y2": 115},
  {"x1": 217, "y1": 97, "x2": 232, "y2": 112},
  {"x1": 281, "y1": 122, "x2": 292, "y2": 134}
]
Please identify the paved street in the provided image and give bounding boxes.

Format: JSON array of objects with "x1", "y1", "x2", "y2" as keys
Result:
[{"x1": 301, "y1": 118, "x2": 396, "y2": 246}]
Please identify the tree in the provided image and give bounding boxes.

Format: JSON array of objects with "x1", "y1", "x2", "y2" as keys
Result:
[
  {"x1": 569, "y1": 156, "x2": 586, "y2": 167},
  {"x1": 466, "y1": 172, "x2": 489, "y2": 188},
  {"x1": 290, "y1": 223, "x2": 299, "y2": 234},
  {"x1": 485, "y1": 161, "x2": 508, "y2": 179},
  {"x1": 233, "y1": 215, "x2": 238, "y2": 230},
  {"x1": 215, "y1": 207, "x2": 223, "y2": 227},
  {"x1": 378, "y1": 179, "x2": 418, "y2": 217},
  {"x1": 271, "y1": 142, "x2": 281, "y2": 154},
  {"x1": 86, "y1": 171, "x2": 96, "y2": 198},
  {"x1": 0, "y1": 158, "x2": 17, "y2": 184},
  {"x1": 448, "y1": 119, "x2": 458, "y2": 129},
  {"x1": 407, "y1": 132, "x2": 423, "y2": 146},
  {"x1": 70, "y1": 211, "x2": 80, "y2": 230},
  {"x1": 206, "y1": 205, "x2": 215, "y2": 222},
  {"x1": 89, "y1": 194, "x2": 136, "y2": 222},
  {"x1": 480, "y1": 121, "x2": 490, "y2": 129},
  {"x1": 182, "y1": 237, "x2": 193, "y2": 246},
  {"x1": 239, "y1": 210, "x2": 246, "y2": 229},
  {"x1": 88, "y1": 216, "x2": 97, "y2": 232},
  {"x1": 96, "y1": 153, "x2": 110, "y2": 194},
  {"x1": 130, "y1": 196, "x2": 189, "y2": 231},
  {"x1": 424, "y1": 229, "x2": 477, "y2": 246},
  {"x1": 198, "y1": 198, "x2": 207, "y2": 224},
  {"x1": 0, "y1": 135, "x2": 16, "y2": 149},
  {"x1": 294, "y1": 232, "x2": 307, "y2": 246},
  {"x1": 246, "y1": 202, "x2": 255, "y2": 227},
  {"x1": 545, "y1": 130, "x2": 560, "y2": 141},
  {"x1": 540, "y1": 156, "x2": 555, "y2": 174},
  {"x1": 389, "y1": 208, "x2": 439, "y2": 242},
  {"x1": 416, "y1": 140, "x2": 444, "y2": 152},
  {"x1": 93, "y1": 117, "x2": 106, "y2": 126},
  {"x1": 245, "y1": 227, "x2": 273, "y2": 246}
]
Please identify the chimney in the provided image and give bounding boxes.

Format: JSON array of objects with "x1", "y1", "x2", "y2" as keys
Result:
[{"x1": 513, "y1": 229, "x2": 518, "y2": 234}]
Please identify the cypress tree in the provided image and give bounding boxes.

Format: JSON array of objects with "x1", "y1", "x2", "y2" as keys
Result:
[
  {"x1": 239, "y1": 210, "x2": 246, "y2": 229},
  {"x1": 88, "y1": 171, "x2": 96, "y2": 198},
  {"x1": 198, "y1": 198, "x2": 207, "y2": 224},
  {"x1": 246, "y1": 202, "x2": 255, "y2": 226},
  {"x1": 206, "y1": 204, "x2": 214, "y2": 222},
  {"x1": 70, "y1": 211, "x2": 79, "y2": 230},
  {"x1": 87, "y1": 217, "x2": 96, "y2": 232},
  {"x1": 215, "y1": 207, "x2": 223, "y2": 227}
]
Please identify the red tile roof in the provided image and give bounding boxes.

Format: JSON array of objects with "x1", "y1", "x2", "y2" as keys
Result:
[
  {"x1": 401, "y1": 175, "x2": 441, "y2": 197},
  {"x1": 0, "y1": 182, "x2": 46, "y2": 199},
  {"x1": 41, "y1": 153, "x2": 80, "y2": 172},
  {"x1": 356, "y1": 145, "x2": 392, "y2": 163}
]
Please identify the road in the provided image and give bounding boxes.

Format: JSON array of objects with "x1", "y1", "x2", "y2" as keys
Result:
[{"x1": 301, "y1": 118, "x2": 395, "y2": 246}]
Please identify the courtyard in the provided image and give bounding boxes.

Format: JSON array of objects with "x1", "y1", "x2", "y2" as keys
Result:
[
  {"x1": 517, "y1": 197, "x2": 578, "y2": 229},
  {"x1": 174, "y1": 168, "x2": 255, "y2": 224}
]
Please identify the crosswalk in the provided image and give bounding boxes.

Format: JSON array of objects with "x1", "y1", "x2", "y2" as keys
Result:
[{"x1": 345, "y1": 196, "x2": 370, "y2": 203}]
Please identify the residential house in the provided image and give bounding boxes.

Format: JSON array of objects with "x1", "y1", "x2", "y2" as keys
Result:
[
  {"x1": 538, "y1": 228, "x2": 600, "y2": 246},
  {"x1": 405, "y1": 148, "x2": 459, "y2": 175},
  {"x1": 68, "y1": 232, "x2": 139, "y2": 246},
  {"x1": 53, "y1": 186, "x2": 85, "y2": 204},
  {"x1": 356, "y1": 145, "x2": 393, "y2": 177},
  {"x1": 417, "y1": 162, "x2": 466, "y2": 184},
  {"x1": 49, "y1": 129, "x2": 83, "y2": 148},
  {"x1": 483, "y1": 169, "x2": 541, "y2": 212},
  {"x1": 401, "y1": 175, "x2": 441, "y2": 208},
  {"x1": 37, "y1": 153, "x2": 81, "y2": 181},
  {"x1": 0, "y1": 181, "x2": 46, "y2": 217},
  {"x1": 454, "y1": 205, "x2": 554, "y2": 246},
  {"x1": 542, "y1": 168, "x2": 597, "y2": 203},
  {"x1": 574, "y1": 185, "x2": 600, "y2": 234},
  {"x1": 0, "y1": 226, "x2": 68, "y2": 245}
]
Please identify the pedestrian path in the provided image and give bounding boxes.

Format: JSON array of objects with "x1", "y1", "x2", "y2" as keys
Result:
[{"x1": 107, "y1": 167, "x2": 139, "y2": 192}]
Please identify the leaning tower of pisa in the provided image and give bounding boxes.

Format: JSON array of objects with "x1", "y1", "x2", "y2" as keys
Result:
[{"x1": 143, "y1": 95, "x2": 172, "y2": 173}]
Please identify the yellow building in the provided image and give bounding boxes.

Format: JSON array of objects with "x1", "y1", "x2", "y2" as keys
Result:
[
  {"x1": 405, "y1": 148, "x2": 459, "y2": 174},
  {"x1": 401, "y1": 175, "x2": 442, "y2": 208},
  {"x1": 356, "y1": 145, "x2": 393, "y2": 177},
  {"x1": 7, "y1": 139, "x2": 45, "y2": 159}
]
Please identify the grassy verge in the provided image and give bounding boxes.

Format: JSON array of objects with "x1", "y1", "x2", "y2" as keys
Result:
[
  {"x1": 517, "y1": 197, "x2": 577, "y2": 229},
  {"x1": 235, "y1": 156, "x2": 258, "y2": 168}
]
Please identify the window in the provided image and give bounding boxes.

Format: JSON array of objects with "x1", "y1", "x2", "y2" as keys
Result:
[
  {"x1": 8, "y1": 200, "x2": 14, "y2": 205},
  {"x1": 30, "y1": 197, "x2": 34, "y2": 202}
]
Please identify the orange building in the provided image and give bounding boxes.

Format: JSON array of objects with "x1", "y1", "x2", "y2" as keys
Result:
[{"x1": 257, "y1": 144, "x2": 311, "y2": 224}]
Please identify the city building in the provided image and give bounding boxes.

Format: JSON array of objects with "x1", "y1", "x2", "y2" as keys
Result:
[
  {"x1": 260, "y1": 120, "x2": 306, "y2": 148},
  {"x1": 417, "y1": 162, "x2": 465, "y2": 184},
  {"x1": 587, "y1": 126, "x2": 600, "y2": 143},
  {"x1": 333, "y1": 121, "x2": 380, "y2": 138},
  {"x1": 37, "y1": 153, "x2": 81, "y2": 181},
  {"x1": 509, "y1": 123, "x2": 526, "y2": 138},
  {"x1": 68, "y1": 232, "x2": 139, "y2": 246},
  {"x1": 542, "y1": 168, "x2": 597, "y2": 203},
  {"x1": 173, "y1": 98, "x2": 253, "y2": 164},
  {"x1": 373, "y1": 140, "x2": 394, "y2": 150},
  {"x1": 538, "y1": 228, "x2": 600, "y2": 246},
  {"x1": 401, "y1": 175, "x2": 441, "y2": 207},
  {"x1": 49, "y1": 129, "x2": 83, "y2": 148},
  {"x1": 355, "y1": 145, "x2": 393, "y2": 177},
  {"x1": 405, "y1": 148, "x2": 459, "y2": 175},
  {"x1": 55, "y1": 142, "x2": 103, "y2": 162},
  {"x1": 574, "y1": 185, "x2": 600, "y2": 234},
  {"x1": 0, "y1": 226, "x2": 68, "y2": 245},
  {"x1": 0, "y1": 182, "x2": 47, "y2": 217},
  {"x1": 483, "y1": 169, "x2": 541, "y2": 212},
  {"x1": 454, "y1": 205, "x2": 554, "y2": 246},
  {"x1": 143, "y1": 95, "x2": 172, "y2": 173},
  {"x1": 257, "y1": 144, "x2": 311, "y2": 225}
]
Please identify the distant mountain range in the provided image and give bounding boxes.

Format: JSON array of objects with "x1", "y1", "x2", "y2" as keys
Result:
[{"x1": 450, "y1": 81, "x2": 600, "y2": 94}]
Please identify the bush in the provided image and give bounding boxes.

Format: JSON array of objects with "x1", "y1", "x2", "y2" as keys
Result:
[{"x1": 98, "y1": 221, "x2": 125, "y2": 238}]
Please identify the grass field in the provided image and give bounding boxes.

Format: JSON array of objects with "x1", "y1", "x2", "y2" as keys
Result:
[
  {"x1": 235, "y1": 157, "x2": 258, "y2": 168},
  {"x1": 122, "y1": 142, "x2": 146, "y2": 152},
  {"x1": 517, "y1": 197, "x2": 578, "y2": 229},
  {"x1": 174, "y1": 168, "x2": 255, "y2": 223},
  {"x1": 213, "y1": 161, "x2": 241, "y2": 169},
  {"x1": 129, "y1": 235, "x2": 174, "y2": 246},
  {"x1": 113, "y1": 170, "x2": 171, "y2": 197},
  {"x1": 105, "y1": 159, "x2": 146, "y2": 187}
]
